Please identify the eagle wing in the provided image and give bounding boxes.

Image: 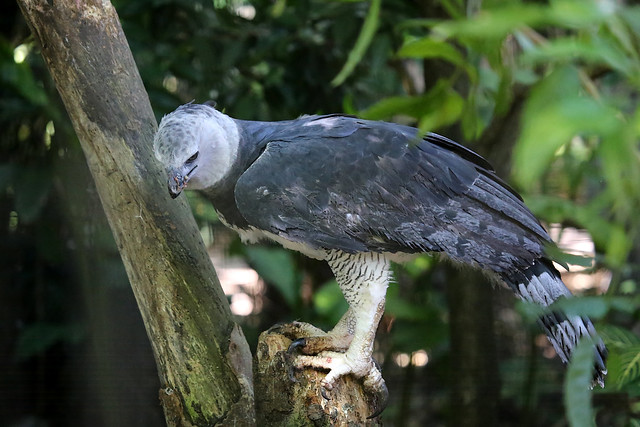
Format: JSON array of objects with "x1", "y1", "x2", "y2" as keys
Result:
[{"x1": 234, "y1": 115, "x2": 548, "y2": 273}]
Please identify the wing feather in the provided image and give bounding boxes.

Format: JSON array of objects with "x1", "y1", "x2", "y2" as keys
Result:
[{"x1": 234, "y1": 116, "x2": 549, "y2": 273}]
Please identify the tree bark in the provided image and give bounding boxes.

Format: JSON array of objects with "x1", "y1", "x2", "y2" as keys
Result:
[{"x1": 17, "y1": 1, "x2": 254, "y2": 425}]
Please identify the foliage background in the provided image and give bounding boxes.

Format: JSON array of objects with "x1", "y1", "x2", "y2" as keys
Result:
[{"x1": 1, "y1": 0, "x2": 639, "y2": 425}]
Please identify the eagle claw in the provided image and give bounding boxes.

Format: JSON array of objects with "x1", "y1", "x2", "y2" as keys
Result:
[
  {"x1": 363, "y1": 366, "x2": 389, "y2": 419},
  {"x1": 284, "y1": 340, "x2": 302, "y2": 383},
  {"x1": 320, "y1": 386, "x2": 332, "y2": 401},
  {"x1": 288, "y1": 338, "x2": 307, "y2": 354},
  {"x1": 291, "y1": 350, "x2": 388, "y2": 418}
]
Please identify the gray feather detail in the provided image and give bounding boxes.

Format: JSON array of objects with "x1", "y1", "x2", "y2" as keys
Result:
[
  {"x1": 233, "y1": 115, "x2": 549, "y2": 275},
  {"x1": 502, "y1": 261, "x2": 607, "y2": 387}
]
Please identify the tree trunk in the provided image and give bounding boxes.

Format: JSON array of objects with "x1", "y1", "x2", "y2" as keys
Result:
[
  {"x1": 17, "y1": 1, "x2": 253, "y2": 425},
  {"x1": 17, "y1": 1, "x2": 376, "y2": 425},
  {"x1": 446, "y1": 268, "x2": 499, "y2": 427}
]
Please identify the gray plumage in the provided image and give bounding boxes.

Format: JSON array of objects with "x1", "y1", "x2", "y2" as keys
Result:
[{"x1": 154, "y1": 103, "x2": 606, "y2": 401}]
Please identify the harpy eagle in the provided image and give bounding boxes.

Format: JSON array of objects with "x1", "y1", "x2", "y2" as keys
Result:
[{"x1": 153, "y1": 102, "x2": 606, "y2": 412}]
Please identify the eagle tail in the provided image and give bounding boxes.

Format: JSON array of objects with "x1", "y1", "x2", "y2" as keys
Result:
[{"x1": 501, "y1": 260, "x2": 607, "y2": 387}]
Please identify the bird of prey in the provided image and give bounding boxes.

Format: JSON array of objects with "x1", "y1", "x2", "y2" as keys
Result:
[{"x1": 153, "y1": 102, "x2": 606, "y2": 413}]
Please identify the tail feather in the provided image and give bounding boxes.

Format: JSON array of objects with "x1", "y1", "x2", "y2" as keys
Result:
[{"x1": 502, "y1": 260, "x2": 607, "y2": 387}]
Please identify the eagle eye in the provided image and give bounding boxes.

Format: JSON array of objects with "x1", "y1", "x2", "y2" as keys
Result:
[{"x1": 187, "y1": 152, "x2": 199, "y2": 163}]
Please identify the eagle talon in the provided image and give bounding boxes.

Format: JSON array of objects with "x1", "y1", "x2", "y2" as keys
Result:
[
  {"x1": 362, "y1": 358, "x2": 388, "y2": 419},
  {"x1": 365, "y1": 379, "x2": 388, "y2": 419},
  {"x1": 320, "y1": 385, "x2": 332, "y2": 401},
  {"x1": 286, "y1": 360, "x2": 298, "y2": 383},
  {"x1": 288, "y1": 338, "x2": 307, "y2": 354},
  {"x1": 283, "y1": 345, "x2": 300, "y2": 383},
  {"x1": 288, "y1": 369, "x2": 298, "y2": 383}
]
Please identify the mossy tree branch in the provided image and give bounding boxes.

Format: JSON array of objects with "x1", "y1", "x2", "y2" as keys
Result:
[{"x1": 17, "y1": 1, "x2": 254, "y2": 425}]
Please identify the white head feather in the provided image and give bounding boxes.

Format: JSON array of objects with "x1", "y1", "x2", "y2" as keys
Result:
[{"x1": 153, "y1": 103, "x2": 240, "y2": 192}]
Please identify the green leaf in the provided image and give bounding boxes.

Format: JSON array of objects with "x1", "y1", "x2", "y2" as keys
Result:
[
  {"x1": 564, "y1": 338, "x2": 596, "y2": 427},
  {"x1": 549, "y1": 296, "x2": 638, "y2": 321},
  {"x1": 245, "y1": 246, "x2": 299, "y2": 308},
  {"x1": 603, "y1": 224, "x2": 633, "y2": 268},
  {"x1": 360, "y1": 79, "x2": 463, "y2": 129},
  {"x1": 385, "y1": 296, "x2": 430, "y2": 321},
  {"x1": 549, "y1": 296, "x2": 609, "y2": 320},
  {"x1": 519, "y1": 296, "x2": 638, "y2": 326},
  {"x1": 331, "y1": 0, "x2": 381, "y2": 86},
  {"x1": 617, "y1": 346, "x2": 640, "y2": 389},
  {"x1": 432, "y1": 4, "x2": 549, "y2": 40},
  {"x1": 360, "y1": 94, "x2": 430, "y2": 120},
  {"x1": 548, "y1": 0, "x2": 611, "y2": 28},
  {"x1": 607, "y1": 297, "x2": 638, "y2": 314},
  {"x1": 313, "y1": 280, "x2": 348, "y2": 324},
  {"x1": 417, "y1": 91, "x2": 463, "y2": 133},
  {"x1": 0, "y1": 41, "x2": 48, "y2": 107},
  {"x1": 513, "y1": 66, "x2": 621, "y2": 189},
  {"x1": 522, "y1": 36, "x2": 636, "y2": 78},
  {"x1": 544, "y1": 243, "x2": 594, "y2": 268},
  {"x1": 515, "y1": 300, "x2": 546, "y2": 324},
  {"x1": 523, "y1": 194, "x2": 638, "y2": 270},
  {"x1": 397, "y1": 38, "x2": 464, "y2": 65},
  {"x1": 433, "y1": 1, "x2": 609, "y2": 41},
  {"x1": 599, "y1": 325, "x2": 640, "y2": 349}
]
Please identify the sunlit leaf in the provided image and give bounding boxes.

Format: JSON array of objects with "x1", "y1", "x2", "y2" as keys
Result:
[
  {"x1": 417, "y1": 89, "x2": 463, "y2": 133},
  {"x1": 398, "y1": 38, "x2": 464, "y2": 65},
  {"x1": 434, "y1": 0, "x2": 609, "y2": 41},
  {"x1": 433, "y1": 4, "x2": 549, "y2": 40},
  {"x1": 360, "y1": 94, "x2": 430, "y2": 121},
  {"x1": 360, "y1": 79, "x2": 463, "y2": 129},
  {"x1": 523, "y1": 36, "x2": 636, "y2": 78},
  {"x1": 513, "y1": 66, "x2": 621, "y2": 189},
  {"x1": 549, "y1": 0, "x2": 611, "y2": 28}
]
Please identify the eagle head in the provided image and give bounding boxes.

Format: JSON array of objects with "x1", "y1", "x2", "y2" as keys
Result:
[{"x1": 153, "y1": 103, "x2": 240, "y2": 198}]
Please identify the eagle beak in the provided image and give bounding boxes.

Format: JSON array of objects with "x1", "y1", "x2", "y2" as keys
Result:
[
  {"x1": 167, "y1": 164, "x2": 198, "y2": 199},
  {"x1": 168, "y1": 169, "x2": 186, "y2": 199}
]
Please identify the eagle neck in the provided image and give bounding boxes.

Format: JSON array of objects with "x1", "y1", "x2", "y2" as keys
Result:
[{"x1": 200, "y1": 119, "x2": 277, "y2": 229}]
